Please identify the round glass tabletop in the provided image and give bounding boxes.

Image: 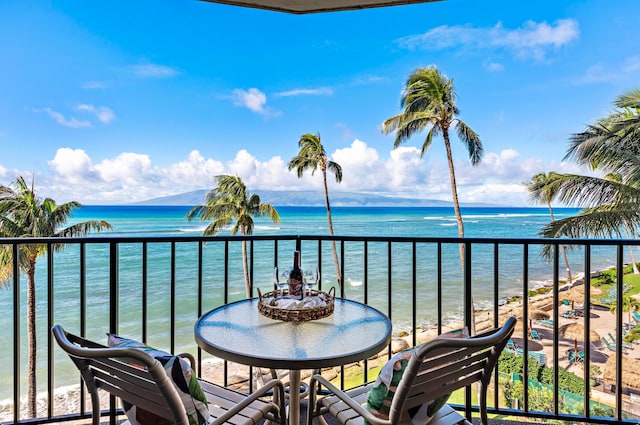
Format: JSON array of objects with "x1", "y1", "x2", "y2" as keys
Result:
[{"x1": 194, "y1": 297, "x2": 392, "y2": 369}]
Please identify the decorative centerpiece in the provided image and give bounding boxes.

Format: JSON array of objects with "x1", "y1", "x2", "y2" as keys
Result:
[{"x1": 257, "y1": 287, "x2": 335, "y2": 322}]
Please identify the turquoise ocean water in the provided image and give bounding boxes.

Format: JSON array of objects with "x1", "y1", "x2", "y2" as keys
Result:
[{"x1": 0, "y1": 205, "x2": 623, "y2": 401}]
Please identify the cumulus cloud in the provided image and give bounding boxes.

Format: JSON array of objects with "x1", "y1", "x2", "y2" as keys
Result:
[
  {"x1": 40, "y1": 108, "x2": 92, "y2": 128},
  {"x1": 131, "y1": 63, "x2": 179, "y2": 78},
  {"x1": 231, "y1": 88, "x2": 281, "y2": 117},
  {"x1": 75, "y1": 104, "x2": 115, "y2": 124},
  {"x1": 396, "y1": 19, "x2": 579, "y2": 61},
  {"x1": 232, "y1": 88, "x2": 267, "y2": 113},
  {"x1": 38, "y1": 140, "x2": 594, "y2": 207},
  {"x1": 48, "y1": 148, "x2": 98, "y2": 183}
]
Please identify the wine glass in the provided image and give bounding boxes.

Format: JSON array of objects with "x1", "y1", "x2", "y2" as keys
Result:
[
  {"x1": 274, "y1": 266, "x2": 287, "y2": 297},
  {"x1": 304, "y1": 268, "x2": 319, "y2": 296}
]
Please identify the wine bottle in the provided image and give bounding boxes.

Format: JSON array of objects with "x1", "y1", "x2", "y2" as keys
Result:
[{"x1": 288, "y1": 250, "x2": 303, "y2": 300}]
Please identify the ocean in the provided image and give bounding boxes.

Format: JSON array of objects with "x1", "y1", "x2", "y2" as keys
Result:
[{"x1": 0, "y1": 204, "x2": 621, "y2": 401}]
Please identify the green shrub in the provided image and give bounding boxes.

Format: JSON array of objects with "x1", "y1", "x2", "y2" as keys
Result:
[
  {"x1": 593, "y1": 269, "x2": 615, "y2": 286},
  {"x1": 499, "y1": 351, "x2": 584, "y2": 395}
]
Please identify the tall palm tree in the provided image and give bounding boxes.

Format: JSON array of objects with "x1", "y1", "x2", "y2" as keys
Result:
[
  {"x1": 186, "y1": 175, "x2": 280, "y2": 298},
  {"x1": 524, "y1": 172, "x2": 573, "y2": 283},
  {"x1": 288, "y1": 134, "x2": 343, "y2": 294},
  {"x1": 382, "y1": 66, "x2": 483, "y2": 268},
  {"x1": 538, "y1": 88, "x2": 640, "y2": 240},
  {"x1": 0, "y1": 176, "x2": 111, "y2": 417}
]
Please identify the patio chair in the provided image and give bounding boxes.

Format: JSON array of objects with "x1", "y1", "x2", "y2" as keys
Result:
[
  {"x1": 307, "y1": 317, "x2": 516, "y2": 425},
  {"x1": 607, "y1": 332, "x2": 632, "y2": 349},
  {"x1": 528, "y1": 352, "x2": 547, "y2": 366},
  {"x1": 536, "y1": 319, "x2": 554, "y2": 328},
  {"x1": 529, "y1": 329, "x2": 541, "y2": 340},
  {"x1": 51, "y1": 324, "x2": 286, "y2": 425},
  {"x1": 602, "y1": 335, "x2": 629, "y2": 354}
]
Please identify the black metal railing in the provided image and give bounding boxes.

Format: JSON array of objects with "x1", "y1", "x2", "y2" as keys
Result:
[{"x1": 1, "y1": 234, "x2": 639, "y2": 425}]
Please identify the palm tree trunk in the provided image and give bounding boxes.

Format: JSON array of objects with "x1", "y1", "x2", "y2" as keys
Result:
[
  {"x1": 322, "y1": 170, "x2": 342, "y2": 295},
  {"x1": 548, "y1": 205, "x2": 572, "y2": 283},
  {"x1": 27, "y1": 260, "x2": 37, "y2": 417},
  {"x1": 443, "y1": 131, "x2": 475, "y2": 334},
  {"x1": 442, "y1": 132, "x2": 465, "y2": 266},
  {"x1": 627, "y1": 226, "x2": 640, "y2": 274},
  {"x1": 241, "y1": 230, "x2": 251, "y2": 298}
]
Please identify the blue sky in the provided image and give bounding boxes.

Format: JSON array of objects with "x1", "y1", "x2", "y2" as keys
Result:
[{"x1": 1, "y1": 0, "x2": 638, "y2": 206}]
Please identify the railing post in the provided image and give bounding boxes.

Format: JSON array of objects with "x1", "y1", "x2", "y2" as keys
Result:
[
  {"x1": 463, "y1": 240, "x2": 472, "y2": 421},
  {"x1": 12, "y1": 244, "x2": 20, "y2": 425},
  {"x1": 108, "y1": 241, "x2": 119, "y2": 425}
]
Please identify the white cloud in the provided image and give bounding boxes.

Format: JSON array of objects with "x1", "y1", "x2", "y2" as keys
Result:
[
  {"x1": 485, "y1": 62, "x2": 504, "y2": 72},
  {"x1": 131, "y1": 63, "x2": 179, "y2": 78},
  {"x1": 165, "y1": 150, "x2": 225, "y2": 183},
  {"x1": 39, "y1": 142, "x2": 595, "y2": 207},
  {"x1": 230, "y1": 88, "x2": 281, "y2": 118},
  {"x1": 396, "y1": 19, "x2": 579, "y2": 61},
  {"x1": 82, "y1": 81, "x2": 106, "y2": 89},
  {"x1": 232, "y1": 88, "x2": 267, "y2": 113},
  {"x1": 573, "y1": 55, "x2": 640, "y2": 85},
  {"x1": 48, "y1": 148, "x2": 98, "y2": 183},
  {"x1": 275, "y1": 87, "x2": 333, "y2": 97},
  {"x1": 623, "y1": 55, "x2": 640, "y2": 73},
  {"x1": 40, "y1": 108, "x2": 92, "y2": 128},
  {"x1": 75, "y1": 104, "x2": 115, "y2": 124}
]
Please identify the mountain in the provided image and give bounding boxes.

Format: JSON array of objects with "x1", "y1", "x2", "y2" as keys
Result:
[{"x1": 133, "y1": 189, "x2": 495, "y2": 207}]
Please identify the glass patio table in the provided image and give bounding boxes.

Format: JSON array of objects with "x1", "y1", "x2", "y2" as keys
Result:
[{"x1": 194, "y1": 297, "x2": 392, "y2": 425}]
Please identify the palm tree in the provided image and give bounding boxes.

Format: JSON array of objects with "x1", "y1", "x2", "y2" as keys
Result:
[
  {"x1": 538, "y1": 88, "x2": 640, "y2": 240},
  {"x1": 0, "y1": 176, "x2": 112, "y2": 417},
  {"x1": 382, "y1": 66, "x2": 483, "y2": 268},
  {"x1": 186, "y1": 175, "x2": 280, "y2": 298},
  {"x1": 609, "y1": 292, "x2": 640, "y2": 328},
  {"x1": 288, "y1": 134, "x2": 343, "y2": 294},
  {"x1": 524, "y1": 172, "x2": 573, "y2": 283}
]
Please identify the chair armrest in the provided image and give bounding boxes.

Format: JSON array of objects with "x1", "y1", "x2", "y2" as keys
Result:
[
  {"x1": 210, "y1": 378, "x2": 286, "y2": 425},
  {"x1": 309, "y1": 374, "x2": 392, "y2": 425}
]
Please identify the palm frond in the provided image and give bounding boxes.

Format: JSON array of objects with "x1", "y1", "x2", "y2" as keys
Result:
[
  {"x1": 455, "y1": 120, "x2": 483, "y2": 165},
  {"x1": 540, "y1": 207, "x2": 640, "y2": 239},
  {"x1": 327, "y1": 161, "x2": 343, "y2": 182}
]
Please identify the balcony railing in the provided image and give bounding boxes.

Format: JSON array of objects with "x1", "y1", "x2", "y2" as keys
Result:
[{"x1": 1, "y1": 234, "x2": 639, "y2": 425}]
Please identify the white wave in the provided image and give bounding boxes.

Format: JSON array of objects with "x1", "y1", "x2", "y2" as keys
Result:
[
  {"x1": 254, "y1": 225, "x2": 281, "y2": 230},
  {"x1": 439, "y1": 223, "x2": 457, "y2": 227},
  {"x1": 177, "y1": 226, "x2": 207, "y2": 232},
  {"x1": 462, "y1": 213, "x2": 545, "y2": 219},
  {"x1": 348, "y1": 278, "x2": 363, "y2": 287}
]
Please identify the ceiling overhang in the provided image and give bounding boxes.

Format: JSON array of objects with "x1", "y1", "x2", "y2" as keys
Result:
[{"x1": 199, "y1": 0, "x2": 442, "y2": 14}]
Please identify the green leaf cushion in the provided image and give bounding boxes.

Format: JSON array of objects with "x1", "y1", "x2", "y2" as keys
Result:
[
  {"x1": 365, "y1": 328, "x2": 468, "y2": 425},
  {"x1": 107, "y1": 334, "x2": 209, "y2": 425}
]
